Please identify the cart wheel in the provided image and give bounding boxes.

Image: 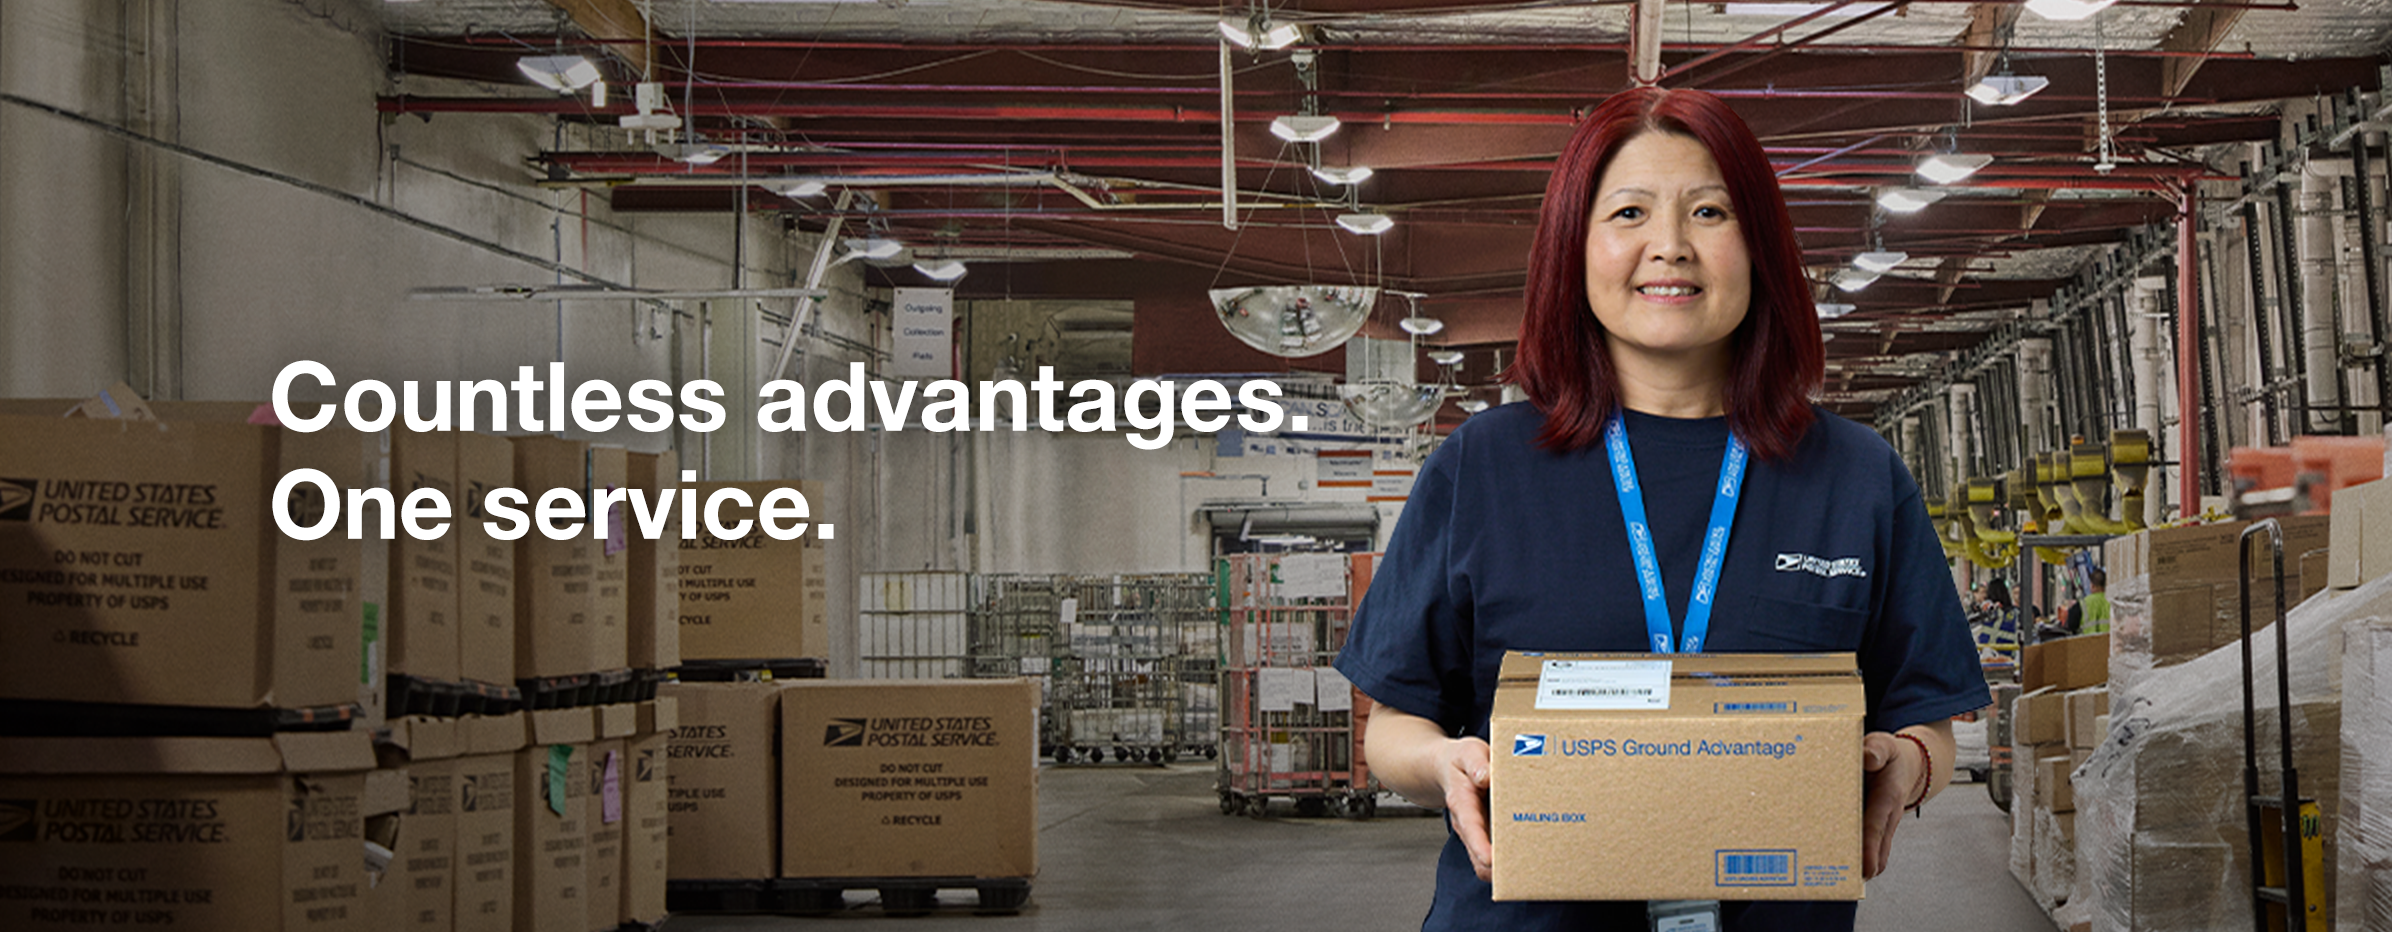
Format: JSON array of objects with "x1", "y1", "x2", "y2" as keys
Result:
[
  {"x1": 1219, "y1": 792, "x2": 1239, "y2": 815},
  {"x1": 1113, "y1": 746, "x2": 1130, "y2": 763},
  {"x1": 1204, "y1": 746, "x2": 1218, "y2": 760},
  {"x1": 1295, "y1": 797, "x2": 1329, "y2": 818},
  {"x1": 1163, "y1": 748, "x2": 1181, "y2": 764},
  {"x1": 1244, "y1": 796, "x2": 1270, "y2": 819},
  {"x1": 1085, "y1": 747, "x2": 1104, "y2": 764},
  {"x1": 1147, "y1": 748, "x2": 1166, "y2": 764},
  {"x1": 1358, "y1": 795, "x2": 1378, "y2": 820}
]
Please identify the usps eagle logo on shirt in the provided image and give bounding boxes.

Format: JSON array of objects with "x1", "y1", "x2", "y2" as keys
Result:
[{"x1": 1776, "y1": 553, "x2": 1868, "y2": 578}]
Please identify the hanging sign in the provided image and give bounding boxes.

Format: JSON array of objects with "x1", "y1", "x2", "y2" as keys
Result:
[{"x1": 890, "y1": 287, "x2": 954, "y2": 379}]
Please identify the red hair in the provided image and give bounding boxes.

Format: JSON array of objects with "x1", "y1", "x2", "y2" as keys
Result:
[{"x1": 1506, "y1": 87, "x2": 1823, "y2": 461}]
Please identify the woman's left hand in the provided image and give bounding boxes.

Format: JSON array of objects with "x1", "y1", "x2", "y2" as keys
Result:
[{"x1": 1859, "y1": 731, "x2": 1924, "y2": 880}]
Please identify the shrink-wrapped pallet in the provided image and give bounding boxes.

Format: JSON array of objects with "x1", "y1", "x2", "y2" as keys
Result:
[
  {"x1": 2339, "y1": 619, "x2": 2392, "y2": 931},
  {"x1": 2011, "y1": 691, "x2": 2039, "y2": 892},
  {"x1": 2076, "y1": 568, "x2": 2387, "y2": 931}
]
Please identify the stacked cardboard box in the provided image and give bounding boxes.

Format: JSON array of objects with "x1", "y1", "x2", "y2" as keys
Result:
[
  {"x1": 2104, "y1": 517, "x2": 2329, "y2": 681},
  {"x1": 0, "y1": 732, "x2": 379, "y2": 931},
  {"x1": 677, "y1": 480, "x2": 828, "y2": 661},
  {"x1": 622, "y1": 699, "x2": 677, "y2": 927},
  {"x1": 779, "y1": 680, "x2": 1040, "y2": 882},
  {"x1": 660, "y1": 682, "x2": 787, "y2": 881},
  {"x1": 0, "y1": 403, "x2": 366, "y2": 713}
]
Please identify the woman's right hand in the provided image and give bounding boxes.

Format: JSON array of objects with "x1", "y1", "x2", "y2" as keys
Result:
[{"x1": 1436, "y1": 736, "x2": 1496, "y2": 881}]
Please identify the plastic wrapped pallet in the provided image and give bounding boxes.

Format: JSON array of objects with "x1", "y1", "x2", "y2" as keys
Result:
[
  {"x1": 2076, "y1": 565, "x2": 2388, "y2": 931},
  {"x1": 2032, "y1": 805, "x2": 2076, "y2": 910},
  {"x1": 2341, "y1": 618, "x2": 2392, "y2": 931},
  {"x1": 2011, "y1": 690, "x2": 2039, "y2": 892}
]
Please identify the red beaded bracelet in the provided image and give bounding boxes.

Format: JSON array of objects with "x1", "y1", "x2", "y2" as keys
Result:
[{"x1": 1895, "y1": 732, "x2": 1933, "y2": 813}]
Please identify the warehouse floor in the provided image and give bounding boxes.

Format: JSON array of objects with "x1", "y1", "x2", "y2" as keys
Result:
[{"x1": 662, "y1": 764, "x2": 2054, "y2": 930}]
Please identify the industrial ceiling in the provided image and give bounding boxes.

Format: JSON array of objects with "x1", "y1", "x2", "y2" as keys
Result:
[{"x1": 375, "y1": 0, "x2": 2392, "y2": 420}]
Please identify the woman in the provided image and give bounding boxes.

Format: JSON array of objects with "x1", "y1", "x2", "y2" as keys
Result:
[{"x1": 1333, "y1": 87, "x2": 1989, "y2": 931}]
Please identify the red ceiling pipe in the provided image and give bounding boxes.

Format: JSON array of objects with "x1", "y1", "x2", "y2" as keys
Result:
[
  {"x1": 377, "y1": 96, "x2": 1583, "y2": 124},
  {"x1": 2175, "y1": 187, "x2": 2203, "y2": 517}
]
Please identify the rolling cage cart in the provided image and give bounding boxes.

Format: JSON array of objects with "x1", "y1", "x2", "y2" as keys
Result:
[
  {"x1": 857, "y1": 570, "x2": 974, "y2": 679},
  {"x1": 1217, "y1": 551, "x2": 1384, "y2": 818},
  {"x1": 974, "y1": 572, "x2": 1219, "y2": 764}
]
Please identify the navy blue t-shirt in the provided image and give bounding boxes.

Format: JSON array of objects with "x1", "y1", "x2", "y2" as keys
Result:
[{"x1": 1334, "y1": 403, "x2": 1989, "y2": 932}]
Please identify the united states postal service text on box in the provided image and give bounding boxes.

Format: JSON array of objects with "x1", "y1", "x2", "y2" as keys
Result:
[
  {"x1": 0, "y1": 731, "x2": 377, "y2": 932},
  {"x1": 1487, "y1": 651, "x2": 1865, "y2": 902},
  {"x1": 778, "y1": 679, "x2": 1038, "y2": 880},
  {"x1": 0, "y1": 411, "x2": 363, "y2": 709}
]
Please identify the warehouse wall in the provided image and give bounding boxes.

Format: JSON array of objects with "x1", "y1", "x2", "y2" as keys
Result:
[{"x1": 0, "y1": 0, "x2": 1424, "y2": 676}]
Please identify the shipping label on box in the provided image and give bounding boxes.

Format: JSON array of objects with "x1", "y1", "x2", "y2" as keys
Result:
[
  {"x1": 1487, "y1": 652, "x2": 1864, "y2": 902},
  {"x1": 513, "y1": 437, "x2": 595, "y2": 680},
  {"x1": 512, "y1": 743, "x2": 588, "y2": 932},
  {"x1": 0, "y1": 732, "x2": 376, "y2": 932},
  {"x1": 778, "y1": 679, "x2": 1040, "y2": 880},
  {"x1": 589, "y1": 447, "x2": 628, "y2": 675},
  {"x1": 456, "y1": 433, "x2": 516, "y2": 686},
  {"x1": 677, "y1": 481, "x2": 825, "y2": 660},
  {"x1": 625, "y1": 451, "x2": 679, "y2": 671},
  {"x1": 622, "y1": 729, "x2": 670, "y2": 925},
  {"x1": 450, "y1": 753, "x2": 515, "y2": 932},
  {"x1": 0, "y1": 414, "x2": 363, "y2": 709},
  {"x1": 661, "y1": 682, "x2": 783, "y2": 879},
  {"x1": 389, "y1": 431, "x2": 461, "y2": 682}
]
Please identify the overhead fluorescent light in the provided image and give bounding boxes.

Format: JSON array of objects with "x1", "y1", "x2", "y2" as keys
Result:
[
  {"x1": 1271, "y1": 114, "x2": 1342, "y2": 143},
  {"x1": 1398, "y1": 316, "x2": 1444, "y2": 336},
  {"x1": 1335, "y1": 212, "x2": 1394, "y2": 235},
  {"x1": 621, "y1": 82, "x2": 679, "y2": 130},
  {"x1": 658, "y1": 142, "x2": 729, "y2": 165},
  {"x1": 1815, "y1": 301, "x2": 1857, "y2": 318},
  {"x1": 1917, "y1": 153, "x2": 1995, "y2": 184},
  {"x1": 1965, "y1": 74, "x2": 2050, "y2": 106},
  {"x1": 2024, "y1": 0, "x2": 2117, "y2": 20},
  {"x1": 1219, "y1": 18, "x2": 1301, "y2": 50},
  {"x1": 1457, "y1": 399, "x2": 1490, "y2": 414},
  {"x1": 846, "y1": 238, "x2": 905, "y2": 260},
  {"x1": 1313, "y1": 165, "x2": 1374, "y2": 185},
  {"x1": 591, "y1": 81, "x2": 607, "y2": 108},
  {"x1": 1876, "y1": 187, "x2": 1946, "y2": 213},
  {"x1": 1852, "y1": 251, "x2": 1909, "y2": 273},
  {"x1": 517, "y1": 55, "x2": 602, "y2": 92},
  {"x1": 776, "y1": 180, "x2": 828, "y2": 198},
  {"x1": 1256, "y1": 22, "x2": 1302, "y2": 49},
  {"x1": 1427, "y1": 350, "x2": 1464, "y2": 366},
  {"x1": 912, "y1": 260, "x2": 968, "y2": 281},
  {"x1": 1832, "y1": 269, "x2": 1880, "y2": 292}
]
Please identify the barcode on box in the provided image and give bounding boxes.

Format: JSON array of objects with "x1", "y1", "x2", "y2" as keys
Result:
[
  {"x1": 1716, "y1": 850, "x2": 1795, "y2": 886},
  {"x1": 1549, "y1": 688, "x2": 1652, "y2": 697}
]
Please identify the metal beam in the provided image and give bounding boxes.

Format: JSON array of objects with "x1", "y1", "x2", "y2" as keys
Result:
[
  {"x1": 1960, "y1": 3, "x2": 2023, "y2": 88},
  {"x1": 541, "y1": 0, "x2": 655, "y2": 80},
  {"x1": 2156, "y1": 1, "x2": 2248, "y2": 99}
]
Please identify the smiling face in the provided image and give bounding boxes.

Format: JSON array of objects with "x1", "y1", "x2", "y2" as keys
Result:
[{"x1": 1583, "y1": 132, "x2": 1754, "y2": 376}]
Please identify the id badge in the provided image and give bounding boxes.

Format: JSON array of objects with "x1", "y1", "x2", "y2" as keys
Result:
[{"x1": 1649, "y1": 899, "x2": 1722, "y2": 932}]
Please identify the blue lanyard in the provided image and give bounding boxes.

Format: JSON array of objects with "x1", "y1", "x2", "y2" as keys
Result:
[{"x1": 1603, "y1": 414, "x2": 1749, "y2": 654}]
